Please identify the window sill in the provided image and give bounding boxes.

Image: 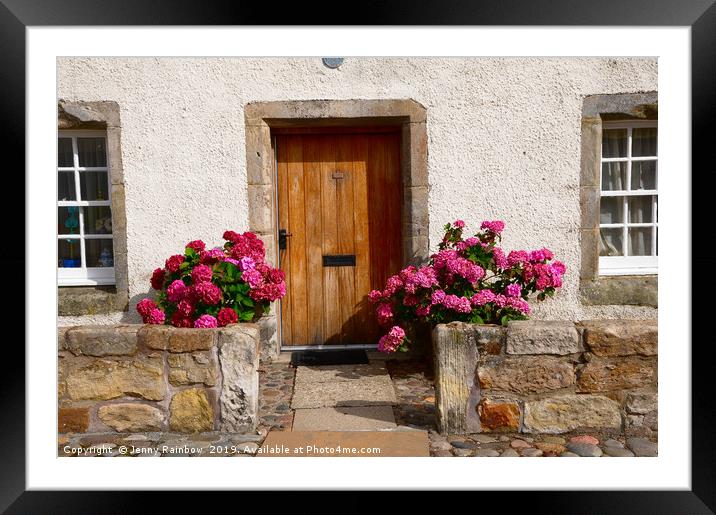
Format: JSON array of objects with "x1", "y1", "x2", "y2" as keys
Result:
[
  {"x1": 579, "y1": 274, "x2": 657, "y2": 307},
  {"x1": 58, "y1": 286, "x2": 128, "y2": 316}
]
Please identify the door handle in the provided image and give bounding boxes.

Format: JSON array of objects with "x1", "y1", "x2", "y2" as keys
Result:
[{"x1": 279, "y1": 229, "x2": 293, "y2": 250}]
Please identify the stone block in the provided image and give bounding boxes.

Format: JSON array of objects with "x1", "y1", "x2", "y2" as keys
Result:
[
  {"x1": 58, "y1": 407, "x2": 89, "y2": 433},
  {"x1": 169, "y1": 389, "x2": 214, "y2": 433},
  {"x1": 65, "y1": 325, "x2": 138, "y2": 356},
  {"x1": 522, "y1": 395, "x2": 621, "y2": 433},
  {"x1": 625, "y1": 392, "x2": 658, "y2": 414},
  {"x1": 167, "y1": 352, "x2": 217, "y2": 386},
  {"x1": 292, "y1": 406, "x2": 396, "y2": 431},
  {"x1": 98, "y1": 403, "x2": 166, "y2": 432},
  {"x1": 291, "y1": 376, "x2": 397, "y2": 409},
  {"x1": 506, "y1": 320, "x2": 580, "y2": 355},
  {"x1": 65, "y1": 358, "x2": 166, "y2": 401},
  {"x1": 477, "y1": 398, "x2": 520, "y2": 432},
  {"x1": 477, "y1": 356, "x2": 574, "y2": 394},
  {"x1": 577, "y1": 357, "x2": 656, "y2": 392},
  {"x1": 217, "y1": 324, "x2": 260, "y2": 432},
  {"x1": 432, "y1": 323, "x2": 481, "y2": 434},
  {"x1": 580, "y1": 319, "x2": 657, "y2": 356},
  {"x1": 138, "y1": 325, "x2": 216, "y2": 353}
]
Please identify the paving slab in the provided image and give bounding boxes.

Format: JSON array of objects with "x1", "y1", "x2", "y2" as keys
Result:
[
  {"x1": 292, "y1": 406, "x2": 397, "y2": 431},
  {"x1": 291, "y1": 375, "x2": 398, "y2": 409},
  {"x1": 257, "y1": 430, "x2": 429, "y2": 457},
  {"x1": 295, "y1": 364, "x2": 388, "y2": 384}
]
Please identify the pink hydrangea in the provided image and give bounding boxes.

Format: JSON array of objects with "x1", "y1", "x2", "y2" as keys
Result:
[
  {"x1": 165, "y1": 254, "x2": 185, "y2": 273},
  {"x1": 480, "y1": 220, "x2": 505, "y2": 234},
  {"x1": 377, "y1": 326, "x2": 406, "y2": 353},
  {"x1": 431, "y1": 290, "x2": 446, "y2": 305},
  {"x1": 171, "y1": 311, "x2": 193, "y2": 328},
  {"x1": 136, "y1": 298, "x2": 157, "y2": 317},
  {"x1": 145, "y1": 308, "x2": 165, "y2": 325},
  {"x1": 415, "y1": 305, "x2": 431, "y2": 317},
  {"x1": 470, "y1": 289, "x2": 496, "y2": 306},
  {"x1": 191, "y1": 264, "x2": 213, "y2": 284},
  {"x1": 376, "y1": 302, "x2": 394, "y2": 326},
  {"x1": 432, "y1": 250, "x2": 485, "y2": 284},
  {"x1": 242, "y1": 268, "x2": 263, "y2": 288},
  {"x1": 442, "y1": 294, "x2": 472, "y2": 313},
  {"x1": 493, "y1": 294, "x2": 507, "y2": 308},
  {"x1": 177, "y1": 298, "x2": 195, "y2": 317},
  {"x1": 150, "y1": 268, "x2": 165, "y2": 290},
  {"x1": 506, "y1": 297, "x2": 531, "y2": 314},
  {"x1": 239, "y1": 256, "x2": 256, "y2": 271},
  {"x1": 368, "y1": 290, "x2": 383, "y2": 303},
  {"x1": 249, "y1": 281, "x2": 286, "y2": 302},
  {"x1": 492, "y1": 247, "x2": 509, "y2": 269},
  {"x1": 383, "y1": 275, "x2": 404, "y2": 296},
  {"x1": 403, "y1": 294, "x2": 418, "y2": 306},
  {"x1": 551, "y1": 261, "x2": 567, "y2": 275},
  {"x1": 194, "y1": 281, "x2": 222, "y2": 305},
  {"x1": 506, "y1": 284, "x2": 522, "y2": 297},
  {"x1": 268, "y1": 268, "x2": 285, "y2": 283},
  {"x1": 507, "y1": 250, "x2": 529, "y2": 267},
  {"x1": 463, "y1": 237, "x2": 480, "y2": 248},
  {"x1": 228, "y1": 232, "x2": 265, "y2": 262},
  {"x1": 194, "y1": 314, "x2": 218, "y2": 328},
  {"x1": 529, "y1": 248, "x2": 555, "y2": 263},
  {"x1": 186, "y1": 240, "x2": 206, "y2": 252},
  {"x1": 223, "y1": 257, "x2": 240, "y2": 266},
  {"x1": 453, "y1": 220, "x2": 465, "y2": 228},
  {"x1": 199, "y1": 248, "x2": 225, "y2": 265},
  {"x1": 166, "y1": 279, "x2": 188, "y2": 303},
  {"x1": 217, "y1": 307, "x2": 239, "y2": 327}
]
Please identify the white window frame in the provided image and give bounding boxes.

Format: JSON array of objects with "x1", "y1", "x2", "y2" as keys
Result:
[
  {"x1": 57, "y1": 130, "x2": 115, "y2": 286},
  {"x1": 599, "y1": 120, "x2": 658, "y2": 276}
]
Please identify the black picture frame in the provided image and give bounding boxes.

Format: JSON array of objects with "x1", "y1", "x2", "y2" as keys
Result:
[{"x1": 4, "y1": 0, "x2": 713, "y2": 511}]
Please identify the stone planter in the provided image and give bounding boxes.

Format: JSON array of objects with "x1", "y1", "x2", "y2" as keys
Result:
[
  {"x1": 58, "y1": 323, "x2": 261, "y2": 436},
  {"x1": 432, "y1": 319, "x2": 657, "y2": 436}
]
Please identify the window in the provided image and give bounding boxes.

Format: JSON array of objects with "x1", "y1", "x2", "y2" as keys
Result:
[
  {"x1": 598, "y1": 120, "x2": 657, "y2": 275},
  {"x1": 57, "y1": 130, "x2": 115, "y2": 286}
]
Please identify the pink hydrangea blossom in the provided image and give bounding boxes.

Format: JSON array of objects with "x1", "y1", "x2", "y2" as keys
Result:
[
  {"x1": 223, "y1": 257, "x2": 240, "y2": 266},
  {"x1": 199, "y1": 248, "x2": 225, "y2": 265},
  {"x1": 177, "y1": 298, "x2": 195, "y2": 317},
  {"x1": 415, "y1": 305, "x2": 431, "y2": 317},
  {"x1": 470, "y1": 289, "x2": 496, "y2": 306},
  {"x1": 493, "y1": 294, "x2": 507, "y2": 308},
  {"x1": 453, "y1": 220, "x2": 465, "y2": 228},
  {"x1": 217, "y1": 307, "x2": 238, "y2": 327},
  {"x1": 242, "y1": 268, "x2": 263, "y2": 288},
  {"x1": 551, "y1": 260, "x2": 567, "y2": 275},
  {"x1": 480, "y1": 220, "x2": 505, "y2": 234},
  {"x1": 492, "y1": 247, "x2": 509, "y2": 269},
  {"x1": 166, "y1": 279, "x2": 188, "y2": 303},
  {"x1": 506, "y1": 297, "x2": 530, "y2": 314},
  {"x1": 171, "y1": 311, "x2": 193, "y2": 328},
  {"x1": 165, "y1": 254, "x2": 185, "y2": 273},
  {"x1": 145, "y1": 308, "x2": 165, "y2": 325},
  {"x1": 194, "y1": 281, "x2": 222, "y2": 305},
  {"x1": 239, "y1": 256, "x2": 256, "y2": 271},
  {"x1": 268, "y1": 268, "x2": 285, "y2": 284},
  {"x1": 249, "y1": 282, "x2": 286, "y2": 302},
  {"x1": 186, "y1": 240, "x2": 206, "y2": 252},
  {"x1": 383, "y1": 275, "x2": 404, "y2": 296},
  {"x1": 194, "y1": 314, "x2": 218, "y2": 328},
  {"x1": 506, "y1": 284, "x2": 522, "y2": 297},
  {"x1": 377, "y1": 326, "x2": 406, "y2": 353},
  {"x1": 136, "y1": 298, "x2": 157, "y2": 317},
  {"x1": 376, "y1": 302, "x2": 394, "y2": 326},
  {"x1": 441, "y1": 294, "x2": 472, "y2": 313},
  {"x1": 507, "y1": 250, "x2": 529, "y2": 267},
  {"x1": 431, "y1": 290, "x2": 446, "y2": 305},
  {"x1": 463, "y1": 237, "x2": 480, "y2": 247},
  {"x1": 529, "y1": 248, "x2": 555, "y2": 263},
  {"x1": 191, "y1": 264, "x2": 213, "y2": 284},
  {"x1": 403, "y1": 294, "x2": 418, "y2": 306},
  {"x1": 368, "y1": 290, "x2": 384, "y2": 303},
  {"x1": 150, "y1": 268, "x2": 165, "y2": 290}
]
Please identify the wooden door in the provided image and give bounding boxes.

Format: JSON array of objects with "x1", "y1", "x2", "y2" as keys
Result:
[{"x1": 276, "y1": 131, "x2": 402, "y2": 346}]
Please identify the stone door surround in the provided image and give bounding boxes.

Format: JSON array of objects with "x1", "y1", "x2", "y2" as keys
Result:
[{"x1": 244, "y1": 99, "x2": 429, "y2": 356}]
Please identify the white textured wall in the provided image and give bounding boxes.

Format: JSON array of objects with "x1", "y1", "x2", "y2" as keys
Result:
[{"x1": 57, "y1": 57, "x2": 658, "y2": 326}]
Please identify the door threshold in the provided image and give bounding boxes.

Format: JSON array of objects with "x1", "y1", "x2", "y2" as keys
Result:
[{"x1": 281, "y1": 344, "x2": 378, "y2": 352}]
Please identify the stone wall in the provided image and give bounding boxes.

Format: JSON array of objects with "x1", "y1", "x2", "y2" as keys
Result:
[
  {"x1": 58, "y1": 324, "x2": 260, "y2": 435},
  {"x1": 433, "y1": 320, "x2": 657, "y2": 436}
]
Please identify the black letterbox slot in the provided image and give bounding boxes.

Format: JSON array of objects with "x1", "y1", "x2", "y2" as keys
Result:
[{"x1": 322, "y1": 255, "x2": 356, "y2": 267}]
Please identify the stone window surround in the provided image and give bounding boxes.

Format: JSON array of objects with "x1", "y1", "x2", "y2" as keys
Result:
[
  {"x1": 580, "y1": 92, "x2": 657, "y2": 307},
  {"x1": 244, "y1": 99, "x2": 429, "y2": 355},
  {"x1": 57, "y1": 101, "x2": 129, "y2": 315}
]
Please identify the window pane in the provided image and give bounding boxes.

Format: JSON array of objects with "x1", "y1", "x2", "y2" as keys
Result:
[
  {"x1": 58, "y1": 239, "x2": 81, "y2": 268},
  {"x1": 628, "y1": 227, "x2": 653, "y2": 256},
  {"x1": 628, "y1": 196, "x2": 654, "y2": 223},
  {"x1": 58, "y1": 206, "x2": 80, "y2": 235},
  {"x1": 599, "y1": 228, "x2": 623, "y2": 256},
  {"x1": 83, "y1": 206, "x2": 113, "y2": 234},
  {"x1": 600, "y1": 197, "x2": 623, "y2": 224},
  {"x1": 631, "y1": 160, "x2": 657, "y2": 190},
  {"x1": 77, "y1": 137, "x2": 107, "y2": 167},
  {"x1": 80, "y1": 171, "x2": 110, "y2": 201},
  {"x1": 58, "y1": 172, "x2": 76, "y2": 201},
  {"x1": 632, "y1": 128, "x2": 657, "y2": 157},
  {"x1": 602, "y1": 129, "x2": 627, "y2": 158},
  {"x1": 58, "y1": 138, "x2": 74, "y2": 167},
  {"x1": 86, "y1": 239, "x2": 114, "y2": 268},
  {"x1": 601, "y1": 162, "x2": 626, "y2": 191}
]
